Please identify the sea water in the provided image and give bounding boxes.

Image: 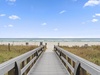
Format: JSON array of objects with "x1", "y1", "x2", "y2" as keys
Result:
[{"x1": 0, "y1": 38, "x2": 100, "y2": 42}]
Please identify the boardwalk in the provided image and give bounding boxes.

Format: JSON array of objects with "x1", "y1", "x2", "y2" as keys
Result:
[
  {"x1": 0, "y1": 44, "x2": 100, "y2": 75},
  {"x1": 29, "y1": 48, "x2": 68, "y2": 75}
]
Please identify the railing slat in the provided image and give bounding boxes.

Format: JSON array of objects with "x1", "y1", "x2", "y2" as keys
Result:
[
  {"x1": 61, "y1": 56, "x2": 74, "y2": 73},
  {"x1": 54, "y1": 45, "x2": 100, "y2": 75},
  {"x1": 0, "y1": 62, "x2": 15, "y2": 75},
  {"x1": 21, "y1": 57, "x2": 36, "y2": 75},
  {"x1": 54, "y1": 50, "x2": 70, "y2": 75},
  {"x1": 0, "y1": 45, "x2": 44, "y2": 75}
]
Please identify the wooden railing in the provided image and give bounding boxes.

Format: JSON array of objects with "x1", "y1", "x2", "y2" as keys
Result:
[
  {"x1": 54, "y1": 46, "x2": 100, "y2": 75},
  {"x1": 0, "y1": 45, "x2": 44, "y2": 75}
]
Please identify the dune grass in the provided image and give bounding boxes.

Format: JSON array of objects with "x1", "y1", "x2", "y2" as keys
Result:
[
  {"x1": 0, "y1": 45, "x2": 38, "y2": 63},
  {"x1": 60, "y1": 45, "x2": 100, "y2": 66}
]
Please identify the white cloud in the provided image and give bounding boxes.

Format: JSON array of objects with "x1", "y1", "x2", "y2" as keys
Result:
[
  {"x1": 0, "y1": 14, "x2": 6, "y2": 17},
  {"x1": 91, "y1": 19, "x2": 98, "y2": 22},
  {"x1": 6, "y1": 0, "x2": 16, "y2": 5},
  {"x1": 8, "y1": 24, "x2": 13, "y2": 27},
  {"x1": 9, "y1": 15, "x2": 20, "y2": 20},
  {"x1": 41, "y1": 23, "x2": 47, "y2": 26},
  {"x1": 93, "y1": 13, "x2": 100, "y2": 17},
  {"x1": 95, "y1": 13, "x2": 100, "y2": 16},
  {"x1": 7, "y1": 0, "x2": 16, "y2": 2},
  {"x1": 59, "y1": 10, "x2": 66, "y2": 14},
  {"x1": 54, "y1": 28, "x2": 58, "y2": 31},
  {"x1": 84, "y1": 0, "x2": 100, "y2": 7},
  {"x1": 4, "y1": 25, "x2": 13, "y2": 28}
]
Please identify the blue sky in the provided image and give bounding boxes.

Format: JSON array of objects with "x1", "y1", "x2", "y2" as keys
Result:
[{"x1": 0, "y1": 0, "x2": 100, "y2": 38}]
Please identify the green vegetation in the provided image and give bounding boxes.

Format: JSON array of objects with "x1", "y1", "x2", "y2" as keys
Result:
[
  {"x1": 60, "y1": 45, "x2": 100, "y2": 66},
  {"x1": 0, "y1": 45, "x2": 38, "y2": 63}
]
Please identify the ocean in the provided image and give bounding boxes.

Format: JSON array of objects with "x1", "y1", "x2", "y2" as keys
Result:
[{"x1": 0, "y1": 38, "x2": 100, "y2": 42}]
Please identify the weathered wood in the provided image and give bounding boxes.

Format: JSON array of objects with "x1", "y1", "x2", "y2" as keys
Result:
[
  {"x1": 8, "y1": 43, "x2": 10, "y2": 51},
  {"x1": 66, "y1": 56, "x2": 69, "y2": 70},
  {"x1": 26, "y1": 57, "x2": 31, "y2": 74},
  {"x1": 40, "y1": 42, "x2": 43, "y2": 45},
  {"x1": 74, "y1": 61, "x2": 80, "y2": 75},
  {"x1": 45, "y1": 43, "x2": 47, "y2": 46},
  {"x1": 58, "y1": 42, "x2": 59, "y2": 46},
  {"x1": 0, "y1": 45, "x2": 44, "y2": 75},
  {"x1": 15, "y1": 62, "x2": 21, "y2": 75},
  {"x1": 54, "y1": 46, "x2": 100, "y2": 75},
  {"x1": 80, "y1": 67, "x2": 87, "y2": 75},
  {"x1": 21, "y1": 61, "x2": 25, "y2": 69},
  {"x1": 26, "y1": 42, "x2": 29, "y2": 46},
  {"x1": 8, "y1": 68, "x2": 15, "y2": 75},
  {"x1": 73, "y1": 61, "x2": 75, "y2": 68}
]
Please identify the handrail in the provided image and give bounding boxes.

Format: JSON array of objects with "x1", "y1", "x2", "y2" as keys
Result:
[
  {"x1": 54, "y1": 45, "x2": 100, "y2": 75},
  {"x1": 0, "y1": 45, "x2": 44, "y2": 75}
]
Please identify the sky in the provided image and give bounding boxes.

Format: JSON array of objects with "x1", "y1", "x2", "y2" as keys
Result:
[{"x1": 0, "y1": 0, "x2": 100, "y2": 38}]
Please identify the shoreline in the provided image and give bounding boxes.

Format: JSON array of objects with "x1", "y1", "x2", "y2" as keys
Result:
[{"x1": 0, "y1": 41, "x2": 100, "y2": 47}]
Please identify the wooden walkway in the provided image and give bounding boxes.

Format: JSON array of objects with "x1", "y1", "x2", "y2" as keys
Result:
[
  {"x1": 28, "y1": 48, "x2": 68, "y2": 75},
  {"x1": 1, "y1": 45, "x2": 100, "y2": 75}
]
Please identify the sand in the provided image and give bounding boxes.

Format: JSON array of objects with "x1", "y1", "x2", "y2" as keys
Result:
[{"x1": 0, "y1": 41, "x2": 100, "y2": 49}]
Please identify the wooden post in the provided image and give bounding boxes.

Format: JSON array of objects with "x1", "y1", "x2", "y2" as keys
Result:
[
  {"x1": 44, "y1": 43, "x2": 47, "y2": 50},
  {"x1": 40, "y1": 42, "x2": 43, "y2": 46},
  {"x1": 8, "y1": 43, "x2": 10, "y2": 51},
  {"x1": 58, "y1": 42, "x2": 59, "y2": 46},
  {"x1": 54, "y1": 46, "x2": 56, "y2": 51},
  {"x1": 26, "y1": 42, "x2": 29, "y2": 46},
  {"x1": 74, "y1": 61, "x2": 80, "y2": 75},
  {"x1": 15, "y1": 62, "x2": 21, "y2": 75},
  {"x1": 45, "y1": 43, "x2": 47, "y2": 46}
]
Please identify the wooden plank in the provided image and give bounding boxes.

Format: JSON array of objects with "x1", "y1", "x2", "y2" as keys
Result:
[
  {"x1": 28, "y1": 49, "x2": 69, "y2": 75},
  {"x1": 55, "y1": 46, "x2": 100, "y2": 75},
  {"x1": 0, "y1": 46, "x2": 44, "y2": 75},
  {"x1": 61, "y1": 56, "x2": 74, "y2": 73},
  {"x1": 21, "y1": 57, "x2": 36, "y2": 75}
]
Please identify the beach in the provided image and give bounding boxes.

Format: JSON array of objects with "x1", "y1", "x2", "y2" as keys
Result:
[
  {"x1": 0, "y1": 38, "x2": 100, "y2": 47},
  {"x1": 0, "y1": 41, "x2": 100, "y2": 67},
  {"x1": 1, "y1": 41, "x2": 100, "y2": 48}
]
